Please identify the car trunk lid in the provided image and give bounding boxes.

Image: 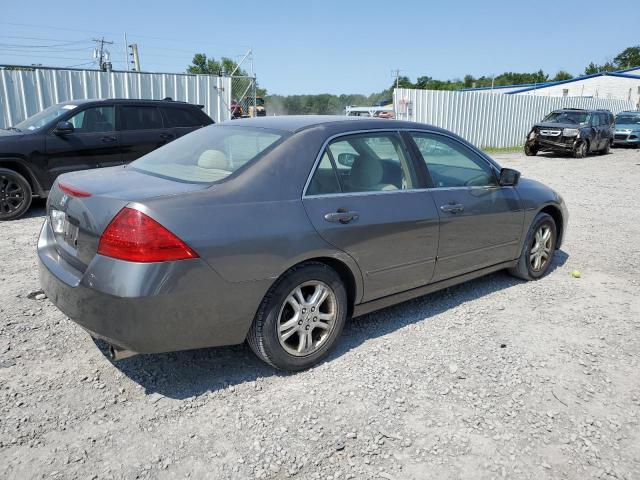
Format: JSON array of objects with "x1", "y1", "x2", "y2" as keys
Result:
[{"x1": 47, "y1": 166, "x2": 208, "y2": 270}]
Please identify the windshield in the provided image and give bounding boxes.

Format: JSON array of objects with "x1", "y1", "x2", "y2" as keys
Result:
[
  {"x1": 615, "y1": 114, "x2": 640, "y2": 125},
  {"x1": 14, "y1": 103, "x2": 78, "y2": 131},
  {"x1": 256, "y1": 98, "x2": 265, "y2": 106},
  {"x1": 131, "y1": 125, "x2": 285, "y2": 183},
  {"x1": 542, "y1": 111, "x2": 590, "y2": 125}
]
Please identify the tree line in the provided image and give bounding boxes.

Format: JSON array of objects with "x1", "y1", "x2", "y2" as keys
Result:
[{"x1": 187, "y1": 46, "x2": 640, "y2": 115}]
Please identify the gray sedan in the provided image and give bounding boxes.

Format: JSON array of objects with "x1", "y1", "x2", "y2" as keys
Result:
[{"x1": 38, "y1": 116, "x2": 568, "y2": 371}]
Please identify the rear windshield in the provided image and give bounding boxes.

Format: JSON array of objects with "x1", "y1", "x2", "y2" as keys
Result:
[{"x1": 130, "y1": 125, "x2": 285, "y2": 183}]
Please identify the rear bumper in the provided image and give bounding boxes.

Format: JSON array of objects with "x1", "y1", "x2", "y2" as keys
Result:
[{"x1": 38, "y1": 219, "x2": 270, "y2": 354}]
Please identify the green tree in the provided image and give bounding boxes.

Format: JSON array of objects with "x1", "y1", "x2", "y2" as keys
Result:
[
  {"x1": 613, "y1": 46, "x2": 640, "y2": 69},
  {"x1": 552, "y1": 70, "x2": 573, "y2": 81},
  {"x1": 187, "y1": 53, "x2": 247, "y2": 76}
]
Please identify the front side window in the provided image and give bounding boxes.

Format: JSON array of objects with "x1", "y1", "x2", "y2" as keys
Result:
[
  {"x1": 121, "y1": 106, "x2": 163, "y2": 130},
  {"x1": 68, "y1": 106, "x2": 115, "y2": 133},
  {"x1": 131, "y1": 125, "x2": 284, "y2": 183},
  {"x1": 308, "y1": 132, "x2": 415, "y2": 195},
  {"x1": 410, "y1": 132, "x2": 496, "y2": 188}
]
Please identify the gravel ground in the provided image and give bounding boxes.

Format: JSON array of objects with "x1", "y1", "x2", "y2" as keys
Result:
[{"x1": 1, "y1": 147, "x2": 639, "y2": 480}]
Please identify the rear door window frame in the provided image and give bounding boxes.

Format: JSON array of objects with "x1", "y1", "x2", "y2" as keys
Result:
[
  {"x1": 303, "y1": 129, "x2": 426, "y2": 198},
  {"x1": 117, "y1": 104, "x2": 165, "y2": 132}
]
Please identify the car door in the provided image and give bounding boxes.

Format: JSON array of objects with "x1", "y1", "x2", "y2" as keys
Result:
[
  {"x1": 161, "y1": 106, "x2": 211, "y2": 140},
  {"x1": 589, "y1": 113, "x2": 603, "y2": 151},
  {"x1": 302, "y1": 131, "x2": 440, "y2": 302},
  {"x1": 407, "y1": 131, "x2": 524, "y2": 282},
  {"x1": 44, "y1": 104, "x2": 121, "y2": 180},
  {"x1": 119, "y1": 104, "x2": 174, "y2": 164}
]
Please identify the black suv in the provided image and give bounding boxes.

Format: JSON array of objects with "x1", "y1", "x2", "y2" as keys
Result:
[
  {"x1": 0, "y1": 98, "x2": 214, "y2": 220},
  {"x1": 524, "y1": 108, "x2": 614, "y2": 158}
]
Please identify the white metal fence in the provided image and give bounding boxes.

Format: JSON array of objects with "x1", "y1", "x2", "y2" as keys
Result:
[
  {"x1": 0, "y1": 66, "x2": 232, "y2": 128},
  {"x1": 394, "y1": 88, "x2": 635, "y2": 148}
]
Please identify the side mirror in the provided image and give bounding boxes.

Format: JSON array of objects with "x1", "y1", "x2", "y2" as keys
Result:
[
  {"x1": 337, "y1": 152, "x2": 358, "y2": 167},
  {"x1": 499, "y1": 167, "x2": 520, "y2": 186},
  {"x1": 53, "y1": 121, "x2": 74, "y2": 135}
]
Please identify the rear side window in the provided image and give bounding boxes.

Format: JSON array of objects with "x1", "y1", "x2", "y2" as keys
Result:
[
  {"x1": 307, "y1": 153, "x2": 341, "y2": 195},
  {"x1": 121, "y1": 106, "x2": 163, "y2": 130},
  {"x1": 307, "y1": 133, "x2": 415, "y2": 195},
  {"x1": 162, "y1": 107, "x2": 204, "y2": 128},
  {"x1": 131, "y1": 126, "x2": 284, "y2": 183}
]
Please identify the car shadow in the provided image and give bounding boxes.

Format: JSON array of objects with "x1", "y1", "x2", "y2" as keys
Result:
[
  {"x1": 106, "y1": 251, "x2": 568, "y2": 400},
  {"x1": 23, "y1": 198, "x2": 47, "y2": 219}
]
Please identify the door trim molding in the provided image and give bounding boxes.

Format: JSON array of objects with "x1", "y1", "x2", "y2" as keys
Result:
[{"x1": 352, "y1": 260, "x2": 517, "y2": 317}]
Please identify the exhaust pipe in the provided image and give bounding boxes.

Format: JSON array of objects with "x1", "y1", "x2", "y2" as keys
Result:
[{"x1": 108, "y1": 344, "x2": 138, "y2": 361}]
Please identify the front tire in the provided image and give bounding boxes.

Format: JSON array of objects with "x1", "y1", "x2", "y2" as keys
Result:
[
  {"x1": 524, "y1": 143, "x2": 537, "y2": 156},
  {"x1": 0, "y1": 168, "x2": 32, "y2": 221},
  {"x1": 508, "y1": 213, "x2": 557, "y2": 281},
  {"x1": 573, "y1": 141, "x2": 588, "y2": 158},
  {"x1": 247, "y1": 262, "x2": 347, "y2": 371}
]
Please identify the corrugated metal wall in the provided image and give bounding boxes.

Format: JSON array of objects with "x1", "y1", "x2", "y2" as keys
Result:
[
  {"x1": 0, "y1": 66, "x2": 232, "y2": 128},
  {"x1": 394, "y1": 88, "x2": 635, "y2": 148}
]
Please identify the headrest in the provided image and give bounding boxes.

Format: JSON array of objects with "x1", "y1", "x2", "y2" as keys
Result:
[
  {"x1": 350, "y1": 156, "x2": 383, "y2": 189},
  {"x1": 198, "y1": 149, "x2": 229, "y2": 170}
]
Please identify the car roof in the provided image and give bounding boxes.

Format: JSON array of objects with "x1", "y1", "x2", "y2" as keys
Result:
[
  {"x1": 226, "y1": 115, "x2": 448, "y2": 133},
  {"x1": 59, "y1": 98, "x2": 200, "y2": 107},
  {"x1": 551, "y1": 108, "x2": 611, "y2": 114}
]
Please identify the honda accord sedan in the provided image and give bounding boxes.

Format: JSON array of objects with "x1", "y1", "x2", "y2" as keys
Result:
[{"x1": 38, "y1": 116, "x2": 567, "y2": 371}]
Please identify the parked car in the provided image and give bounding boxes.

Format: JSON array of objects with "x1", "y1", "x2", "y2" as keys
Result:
[
  {"x1": 613, "y1": 111, "x2": 640, "y2": 148},
  {"x1": 0, "y1": 98, "x2": 214, "y2": 220},
  {"x1": 524, "y1": 108, "x2": 614, "y2": 158},
  {"x1": 39, "y1": 116, "x2": 567, "y2": 371}
]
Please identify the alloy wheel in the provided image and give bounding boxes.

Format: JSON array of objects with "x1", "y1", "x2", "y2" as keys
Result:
[
  {"x1": 0, "y1": 174, "x2": 26, "y2": 216},
  {"x1": 530, "y1": 224, "x2": 553, "y2": 272},
  {"x1": 277, "y1": 281, "x2": 337, "y2": 357}
]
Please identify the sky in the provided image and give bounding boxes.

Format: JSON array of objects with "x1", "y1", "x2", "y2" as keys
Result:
[{"x1": 1, "y1": 0, "x2": 639, "y2": 96}]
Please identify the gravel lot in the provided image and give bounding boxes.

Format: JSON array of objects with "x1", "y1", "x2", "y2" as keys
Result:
[{"x1": 1, "y1": 147, "x2": 639, "y2": 480}]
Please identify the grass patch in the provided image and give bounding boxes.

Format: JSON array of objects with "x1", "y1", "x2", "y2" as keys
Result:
[{"x1": 482, "y1": 146, "x2": 523, "y2": 154}]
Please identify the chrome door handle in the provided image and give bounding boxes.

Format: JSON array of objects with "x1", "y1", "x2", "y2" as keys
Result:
[
  {"x1": 440, "y1": 203, "x2": 464, "y2": 214},
  {"x1": 324, "y1": 211, "x2": 359, "y2": 224}
]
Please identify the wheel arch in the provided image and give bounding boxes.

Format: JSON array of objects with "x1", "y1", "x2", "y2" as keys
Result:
[
  {"x1": 539, "y1": 204, "x2": 564, "y2": 248},
  {"x1": 0, "y1": 158, "x2": 45, "y2": 197},
  {"x1": 270, "y1": 256, "x2": 362, "y2": 318}
]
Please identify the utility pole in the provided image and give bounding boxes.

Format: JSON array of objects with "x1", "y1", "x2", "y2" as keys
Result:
[
  {"x1": 92, "y1": 37, "x2": 114, "y2": 71},
  {"x1": 391, "y1": 69, "x2": 402, "y2": 90},
  {"x1": 128, "y1": 43, "x2": 141, "y2": 72},
  {"x1": 123, "y1": 33, "x2": 130, "y2": 72}
]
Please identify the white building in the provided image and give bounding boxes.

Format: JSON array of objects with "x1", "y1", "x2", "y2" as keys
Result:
[{"x1": 463, "y1": 67, "x2": 640, "y2": 109}]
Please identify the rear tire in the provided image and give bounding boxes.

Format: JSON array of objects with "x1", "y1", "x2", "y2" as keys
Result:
[
  {"x1": 599, "y1": 141, "x2": 611, "y2": 155},
  {"x1": 247, "y1": 262, "x2": 347, "y2": 371},
  {"x1": 0, "y1": 168, "x2": 32, "y2": 221},
  {"x1": 508, "y1": 213, "x2": 557, "y2": 281},
  {"x1": 573, "y1": 141, "x2": 588, "y2": 158}
]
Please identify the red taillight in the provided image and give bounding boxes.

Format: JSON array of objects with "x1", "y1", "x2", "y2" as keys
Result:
[
  {"x1": 97, "y1": 207, "x2": 198, "y2": 263},
  {"x1": 59, "y1": 182, "x2": 92, "y2": 198}
]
